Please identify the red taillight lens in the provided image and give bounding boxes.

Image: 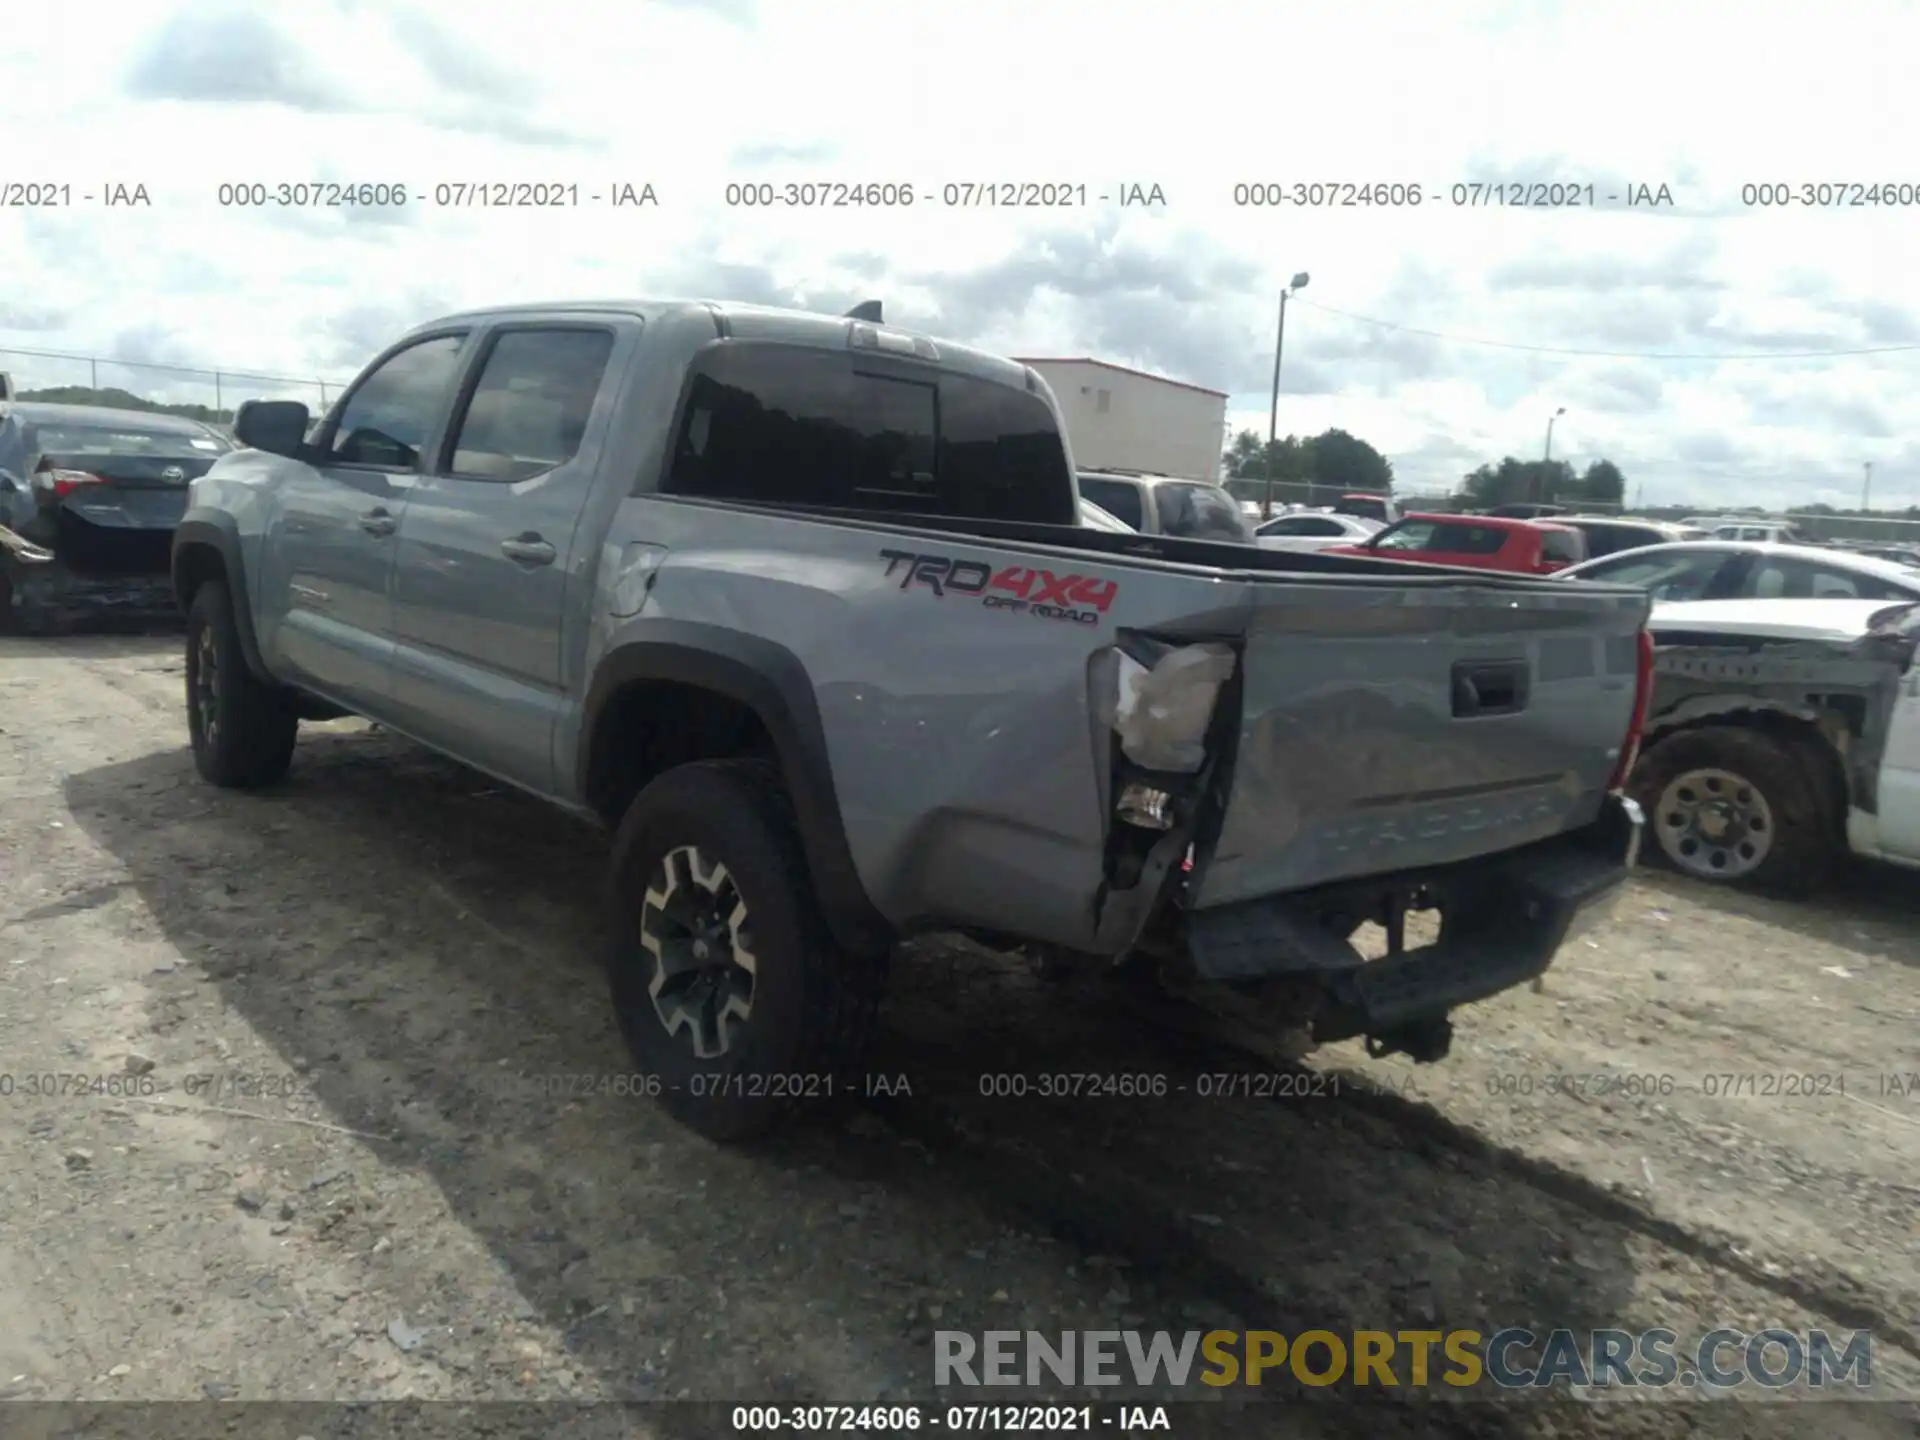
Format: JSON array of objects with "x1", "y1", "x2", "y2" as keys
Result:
[
  {"x1": 1607, "y1": 628, "x2": 1656, "y2": 792},
  {"x1": 35, "y1": 468, "x2": 106, "y2": 500}
]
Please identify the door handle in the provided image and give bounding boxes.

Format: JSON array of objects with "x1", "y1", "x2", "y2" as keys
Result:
[
  {"x1": 360, "y1": 507, "x2": 396, "y2": 538},
  {"x1": 500, "y1": 534, "x2": 556, "y2": 566}
]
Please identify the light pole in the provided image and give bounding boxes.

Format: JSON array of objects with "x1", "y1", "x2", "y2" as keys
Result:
[
  {"x1": 1863, "y1": 461, "x2": 1874, "y2": 513},
  {"x1": 1263, "y1": 271, "x2": 1310, "y2": 519},
  {"x1": 1537, "y1": 406, "x2": 1566, "y2": 503}
]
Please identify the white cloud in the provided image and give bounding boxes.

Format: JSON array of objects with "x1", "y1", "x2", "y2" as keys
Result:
[{"x1": 2, "y1": 0, "x2": 1918, "y2": 509}]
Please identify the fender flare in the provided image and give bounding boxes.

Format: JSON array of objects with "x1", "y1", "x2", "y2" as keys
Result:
[
  {"x1": 580, "y1": 622, "x2": 893, "y2": 956},
  {"x1": 171, "y1": 512, "x2": 271, "y2": 681}
]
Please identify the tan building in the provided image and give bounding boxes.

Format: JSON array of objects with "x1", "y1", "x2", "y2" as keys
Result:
[{"x1": 1014, "y1": 357, "x2": 1227, "y2": 482}]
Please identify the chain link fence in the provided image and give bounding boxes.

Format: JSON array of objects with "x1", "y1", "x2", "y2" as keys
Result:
[{"x1": 0, "y1": 346, "x2": 351, "y2": 429}]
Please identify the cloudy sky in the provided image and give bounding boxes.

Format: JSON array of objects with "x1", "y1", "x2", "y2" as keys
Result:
[{"x1": 3, "y1": 0, "x2": 1919, "y2": 509}]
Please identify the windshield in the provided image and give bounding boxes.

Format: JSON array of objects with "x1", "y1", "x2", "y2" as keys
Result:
[{"x1": 31, "y1": 420, "x2": 231, "y2": 457}]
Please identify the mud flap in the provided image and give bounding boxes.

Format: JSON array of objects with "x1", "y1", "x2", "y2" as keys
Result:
[{"x1": 1185, "y1": 795, "x2": 1643, "y2": 1043}]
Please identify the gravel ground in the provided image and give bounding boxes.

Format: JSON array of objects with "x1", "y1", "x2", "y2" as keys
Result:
[{"x1": 2, "y1": 631, "x2": 1917, "y2": 1440}]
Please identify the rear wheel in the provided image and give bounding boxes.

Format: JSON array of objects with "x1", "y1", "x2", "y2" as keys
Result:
[
  {"x1": 1630, "y1": 726, "x2": 1840, "y2": 896},
  {"x1": 606, "y1": 759, "x2": 886, "y2": 1143},
  {"x1": 184, "y1": 580, "x2": 298, "y2": 788}
]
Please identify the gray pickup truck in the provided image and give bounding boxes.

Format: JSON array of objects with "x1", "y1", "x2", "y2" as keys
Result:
[{"x1": 171, "y1": 299, "x2": 1651, "y2": 1141}]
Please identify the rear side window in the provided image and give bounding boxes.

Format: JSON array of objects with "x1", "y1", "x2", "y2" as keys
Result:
[
  {"x1": 1154, "y1": 482, "x2": 1253, "y2": 542},
  {"x1": 1538, "y1": 528, "x2": 1586, "y2": 564},
  {"x1": 1745, "y1": 557, "x2": 1913, "y2": 601},
  {"x1": 664, "y1": 344, "x2": 1071, "y2": 523},
  {"x1": 1371, "y1": 520, "x2": 1438, "y2": 551},
  {"x1": 1578, "y1": 548, "x2": 1726, "y2": 601},
  {"x1": 1077, "y1": 477, "x2": 1144, "y2": 529},
  {"x1": 1427, "y1": 522, "x2": 1509, "y2": 555},
  {"x1": 1576, "y1": 523, "x2": 1661, "y2": 557},
  {"x1": 1261, "y1": 515, "x2": 1345, "y2": 537},
  {"x1": 447, "y1": 328, "x2": 614, "y2": 482}
]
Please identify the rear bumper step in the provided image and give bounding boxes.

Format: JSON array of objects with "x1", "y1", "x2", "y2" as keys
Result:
[{"x1": 1184, "y1": 794, "x2": 1643, "y2": 1043}]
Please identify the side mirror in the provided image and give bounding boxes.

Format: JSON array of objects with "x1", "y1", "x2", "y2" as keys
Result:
[{"x1": 233, "y1": 399, "x2": 311, "y2": 457}]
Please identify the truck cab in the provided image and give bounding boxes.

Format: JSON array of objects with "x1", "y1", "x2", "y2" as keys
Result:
[{"x1": 1073, "y1": 470, "x2": 1256, "y2": 543}]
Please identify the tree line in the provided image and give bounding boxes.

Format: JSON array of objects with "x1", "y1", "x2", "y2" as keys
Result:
[
  {"x1": 1221, "y1": 429, "x2": 1395, "y2": 497},
  {"x1": 15, "y1": 385, "x2": 233, "y2": 425},
  {"x1": 1460, "y1": 457, "x2": 1626, "y2": 509},
  {"x1": 1220, "y1": 427, "x2": 1631, "y2": 510}
]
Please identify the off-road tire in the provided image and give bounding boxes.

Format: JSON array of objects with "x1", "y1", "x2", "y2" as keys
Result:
[
  {"x1": 184, "y1": 579, "x2": 298, "y2": 788},
  {"x1": 606, "y1": 758, "x2": 887, "y2": 1143},
  {"x1": 1630, "y1": 725, "x2": 1841, "y2": 897}
]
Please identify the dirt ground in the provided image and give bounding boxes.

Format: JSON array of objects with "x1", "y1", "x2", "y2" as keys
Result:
[{"x1": 2, "y1": 631, "x2": 1918, "y2": 1440}]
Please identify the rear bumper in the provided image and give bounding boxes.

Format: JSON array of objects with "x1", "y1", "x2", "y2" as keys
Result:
[{"x1": 1184, "y1": 793, "x2": 1643, "y2": 1043}]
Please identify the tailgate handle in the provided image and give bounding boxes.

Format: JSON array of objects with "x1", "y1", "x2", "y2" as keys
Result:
[{"x1": 1452, "y1": 660, "x2": 1529, "y2": 718}]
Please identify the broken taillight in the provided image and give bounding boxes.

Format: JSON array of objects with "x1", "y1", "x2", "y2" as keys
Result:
[{"x1": 1607, "y1": 628, "x2": 1656, "y2": 792}]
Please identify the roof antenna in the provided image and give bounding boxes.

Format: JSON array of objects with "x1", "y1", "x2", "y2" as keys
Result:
[{"x1": 844, "y1": 300, "x2": 882, "y2": 322}]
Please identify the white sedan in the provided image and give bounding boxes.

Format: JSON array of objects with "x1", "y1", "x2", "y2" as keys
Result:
[
  {"x1": 1252, "y1": 511, "x2": 1383, "y2": 552},
  {"x1": 1555, "y1": 539, "x2": 1920, "y2": 603}
]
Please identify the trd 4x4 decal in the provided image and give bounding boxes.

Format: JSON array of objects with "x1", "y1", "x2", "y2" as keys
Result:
[{"x1": 878, "y1": 549, "x2": 1118, "y2": 626}]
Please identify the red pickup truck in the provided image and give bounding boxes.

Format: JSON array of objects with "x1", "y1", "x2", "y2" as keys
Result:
[{"x1": 1323, "y1": 512, "x2": 1587, "y2": 575}]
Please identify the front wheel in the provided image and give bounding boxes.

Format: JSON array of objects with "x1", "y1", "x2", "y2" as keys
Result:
[
  {"x1": 605, "y1": 759, "x2": 886, "y2": 1143},
  {"x1": 184, "y1": 579, "x2": 298, "y2": 788},
  {"x1": 1630, "y1": 726, "x2": 1840, "y2": 896}
]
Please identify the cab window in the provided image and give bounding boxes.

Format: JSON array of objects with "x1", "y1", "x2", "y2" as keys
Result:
[
  {"x1": 1077, "y1": 476, "x2": 1144, "y2": 529},
  {"x1": 325, "y1": 334, "x2": 467, "y2": 469}
]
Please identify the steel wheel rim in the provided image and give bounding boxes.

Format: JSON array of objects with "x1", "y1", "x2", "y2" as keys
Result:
[
  {"x1": 1654, "y1": 766, "x2": 1774, "y2": 878},
  {"x1": 193, "y1": 625, "x2": 220, "y2": 748},
  {"x1": 638, "y1": 844, "x2": 756, "y2": 1059}
]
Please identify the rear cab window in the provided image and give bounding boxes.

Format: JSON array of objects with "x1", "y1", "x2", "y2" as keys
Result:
[
  {"x1": 663, "y1": 343, "x2": 1073, "y2": 524},
  {"x1": 1153, "y1": 482, "x2": 1254, "y2": 542}
]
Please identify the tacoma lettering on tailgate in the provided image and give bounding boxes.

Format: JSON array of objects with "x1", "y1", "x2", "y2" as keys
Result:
[
  {"x1": 878, "y1": 549, "x2": 1118, "y2": 626},
  {"x1": 1319, "y1": 787, "x2": 1567, "y2": 861}
]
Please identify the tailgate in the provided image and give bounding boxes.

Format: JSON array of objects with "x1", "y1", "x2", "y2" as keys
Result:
[{"x1": 1188, "y1": 577, "x2": 1650, "y2": 908}]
